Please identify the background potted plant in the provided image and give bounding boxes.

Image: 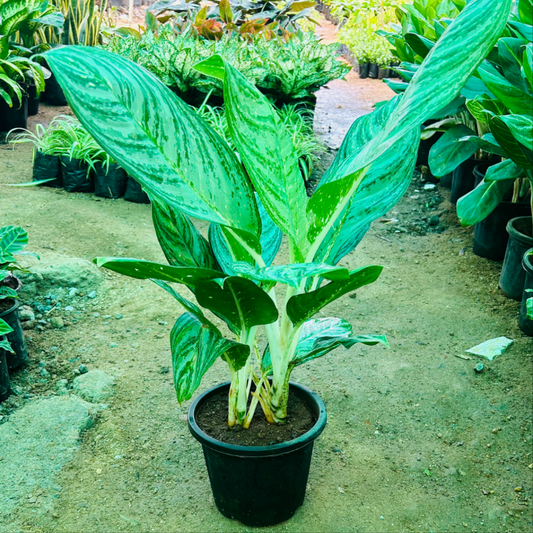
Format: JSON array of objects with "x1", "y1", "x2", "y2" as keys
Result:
[
  {"x1": 45, "y1": 0, "x2": 511, "y2": 524},
  {"x1": 0, "y1": 225, "x2": 31, "y2": 370}
]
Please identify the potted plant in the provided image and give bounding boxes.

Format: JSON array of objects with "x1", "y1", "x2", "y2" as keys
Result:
[
  {"x1": 0, "y1": 322, "x2": 14, "y2": 402},
  {"x1": 519, "y1": 249, "x2": 533, "y2": 336},
  {"x1": 45, "y1": 0, "x2": 511, "y2": 524},
  {"x1": 0, "y1": 225, "x2": 31, "y2": 370}
]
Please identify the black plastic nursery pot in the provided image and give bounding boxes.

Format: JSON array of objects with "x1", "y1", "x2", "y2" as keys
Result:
[
  {"x1": 44, "y1": 73, "x2": 67, "y2": 106},
  {"x1": 60, "y1": 156, "x2": 94, "y2": 193},
  {"x1": 451, "y1": 156, "x2": 479, "y2": 204},
  {"x1": 368, "y1": 63, "x2": 379, "y2": 79},
  {"x1": 472, "y1": 165, "x2": 529, "y2": 261},
  {"x1": 94, "y1": 162, "x2": 128, "y2": 199},
  {"x1": 188, "y1": 381, "x2": 327, "y2": 527},
  {"x1": 27, "y1": 84, "x2": 40, "y2": 116},
  {"x1": 0, "y1": 300, "x2": 28, "y2": 370},
  {"x1": 519, "y1": 248, "x2": 533, "y2": 336},
  {"x1": 33, "y1": 151, "x2": 62, "y2": 187},
  {"x1": 440, "y1": 172, "x2": 453, "y2": 189},
  {"x1": 500, "y1": 217, "x2": 533, "y2": 300},
  {"x1": 359, "y1": 63, "x2": 370, "y2": 79},
  {"x1": 124, "y1": 176, "x2": 150, "y2": 204},
  {"x1": 0, "y1": 93, "x2": 28, "y2": 132},
  {"x1": 0, "y1": 337, "x2": 10, "y2": 403}
]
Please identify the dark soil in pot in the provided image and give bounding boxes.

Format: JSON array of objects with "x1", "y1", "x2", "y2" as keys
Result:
[
  {"x1": 124, "y1": 176, "x2": 150, "y2": 204},
  {"x1": 0, "y1": 339, "x2": 10, "y2": 403},
  {"x1": 519, "y1": 248, "x2": 533, "y2": 336},
  {"x1": 0, "y1": 299, "x2": 28, "y2": 369},
  {"x1": 0, "y1": 93, "x2": 28, "y2": 132},
  {"x1": 196, "y1": 386, "x2": 315, "y2": 446},
  {"x1": 60, "y1": 157, "x2": 94, "y2": 193},
  {"x1": 33, "y1": 151, "x2": 62, "y2": 187},
  {"x1": 500, "y1": 218, "x2": 533, "y2": 300},
  {"x1": 94, "y1": 162, "x2": 127, "y2": 199},
  {"x1": 189, "y1": 381, "x2": 327, "y2": 527},
  {"x1": 359, "y1": 62, "x2": 370, "y2": 79}
]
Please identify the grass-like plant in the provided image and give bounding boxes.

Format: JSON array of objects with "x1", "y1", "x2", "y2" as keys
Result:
[{"x1": 46, "y1": 0, "x2": 511, "y2": 426}]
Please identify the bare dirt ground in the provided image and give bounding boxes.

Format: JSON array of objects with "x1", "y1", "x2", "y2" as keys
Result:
[{"x1": 0, "y1": 20, "x2": 532, "y2": 533}]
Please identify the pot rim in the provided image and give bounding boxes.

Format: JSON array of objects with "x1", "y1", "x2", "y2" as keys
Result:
[
  {"x1": 188, "y1": 381, "x2": 327, "y2": 458},
  {"x1": 1, "y1": 272, "x2": 22, "y2": 292},
  {"x1": 0, "y1": 299, "x2": 19, "y2": 319},
  {"x1": 507, "y1": 217, "x2": 533, "y2": 248},
  {"x1": 523, "y1": 247, "x2": 533, "y2": 275}
]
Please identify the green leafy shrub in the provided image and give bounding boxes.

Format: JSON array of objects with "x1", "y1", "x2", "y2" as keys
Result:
[{"x1": 103, "y1": 26, "x2": 350, "y2": 103}]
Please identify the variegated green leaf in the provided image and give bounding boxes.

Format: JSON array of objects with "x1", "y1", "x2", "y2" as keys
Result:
[
  {"x1": 151, "y1": 196, "x2": 217, "y2": 270},
  {"x1": 171, "y1": 312, "x2": 249, "y2": 403},
  {"x1": 0, "y1": 225, "x2": 28, "y2": 264},
  {"x1": 498, "y1": 115, "x2": 533, "y2": 151},
  {"x1": 287, "y1": 265, "x2": 383, "y2": 327},
  {"x1": 483, "y1": 159, "x2": 525, "y2": 181},
  {"x1": 231, "y1": 262, "x2": 350, "y2": 290},
  {"x1": 466, "y1": 96, "x2": 507, "y2": 124},
  {"x1": 306, "y1": 0, "x2": 512, "y2": 255},
  {"x1": 499, "y1": 38, "x2": 530, "y2": 93},
  {"x1": 94, "y1": 257, "x2": 225, "y2": 286},
  {"x1": 195, "y1": 55, "x2": 308, "y2": 260},
  {"x1": 195, "y1": 276, "x2": 278, "y2": 332},
  {"x1": 311, "y1": 97, "x2": 419, "y2": 265},
  {"x1": 479, "y1": 67, "x2": 533, "y2": 116},
  {"x1": 457, "y1": 176, "x2": 514, "y2": 226},
  {"x1": 0, "y1": 286, "x2": 18, "y2": 300},
  {"x1": 45, "y1": 46, "x2": 261, "y2": 240},
  {"x1": 459, "y1": 134, "x2": 506, "y2": 157},
  {"x1": 490, "y1": 116, "x2": 533, "y2": 169}
]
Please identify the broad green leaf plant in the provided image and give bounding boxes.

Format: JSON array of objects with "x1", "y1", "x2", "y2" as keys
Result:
[{"x1": 46, "y1": 0, "x2": 511, "y2": 427}]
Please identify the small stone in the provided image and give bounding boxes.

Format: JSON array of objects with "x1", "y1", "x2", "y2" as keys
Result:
[
  {"x1": 131, "y1": 342, "x2": 139, "y2": 348},
  {"x1": 78, "y1": 364, "x2": 89, "y2": 374},
  {"x1": 474, "y1": 363, "x2": 484, "y2": 373},
  {"x1": 68, "y1": 288, "x2": 79, "y2": 298},
  {"x1": 158, "y1": 320, "x2": 168, "y2": 326},
  {"x1": 423, "y1": 183, "x2": 436, "y2": 190},
  {"x1": 72, "y1": 370, "x2": 115, "y2": 402},
  {"x1": 92, "y1": 312, "x2": 100, "y2": 318},
  {"x1": 64, "y1": 305, "x2": 74, "y2": 312},
  {"x1": 18, "y1": 306, "x2": 35, "y2": 322},
  {"x1": 22, "y1": 320, "x2": 36, "y2": 330},
  {"x1": 87, "y1": 291, "x2": 97, "y2": 299},
  {"x1": 115, "y1": 314, "x2": 123, "y2": 320},
  {"x1": 158, "y1": 366, "x2": 169, "y2": 374},
  {"x1": 40, "y1": 368, "x2": 50, "y2": 377},
  {"x1": 429, "y1": 215, "x2": 439, "y2": 226},
  {"x1": 56, "y1": 379, "x2": 68, "y2": 390},
  {"x1": 96, "y1": 468, "x2": 103, "y2": 474},
  {"x1": 109, "y1": 343, "x2": 118, "y2": 348},
  {"x1": 338, "y1": 487, "x2": 345, "y2": 494},
  {"x1": 50, "y1": 317, "x2": 64, "y2": 329},
  {"x1": 514, "y1": 487, "x2": 523, "y2": 492}
]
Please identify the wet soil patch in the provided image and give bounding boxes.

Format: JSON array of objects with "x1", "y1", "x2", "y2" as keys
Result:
[{"x1": 196, "y1": 387, "x2": 315, "y2": 446}]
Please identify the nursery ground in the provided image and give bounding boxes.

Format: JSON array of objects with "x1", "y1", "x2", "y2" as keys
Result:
[{"x1": 1, "y1": 57, "x2": 532, "y2": 533}]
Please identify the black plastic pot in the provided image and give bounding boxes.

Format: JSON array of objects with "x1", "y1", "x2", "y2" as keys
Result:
[
  {"x1": 94, "y1": 162, "x2": 127, "y2": 199},
  {"x1": 440, "y1": 173, "x2": 453, "y2": 189},
  {"x1": 60, "y1": 157, "x2": 94, "y2": 193},
  {"x1": 368, "y1": 63, "x2": 379, "y2": 79},
  {"x1": 124, "y1": 176, "x2": 150, "y2": 204},
  {"x1": 471, "y1": 163, "x2": 530, "y2": 261},
  {"x1": 188, "y1": 381, "x2": 327, "y2": 527},
  {"x1": 0, "y1": 93, "x2": 28, "y2": 132},
  {"x1": 44, "y1": 73, "x2": 67, "y2": 106},
  {"x1": 359, "y1": 63, "x2": 369, "y2": 79},
  {"x1": 0, "y1": 300, "x2": 28, "y2": 370},
  {"x1": 0, "y1": 337, "x2": 10, "y2": 403},
  {"x1": 451, "y1": 157, "x2": 479, "y2": 204},
  {"x1": 519, "y1": 248, "x2": 533, "y2": 336},
  {"x1": 27, "y1": 84, "x2": 40, "y2": 116},
  {"x1": 33, "y1": 151, "x2": 62, "y2": 187},
  {"x1": 499, "y1": 217, "x2": 533, "y2": 300},
  {"x1": 378, "y1": 67, "x2": 391, "y2": 79}
]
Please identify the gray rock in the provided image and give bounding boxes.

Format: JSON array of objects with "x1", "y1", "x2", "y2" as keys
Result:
[
  {"x1": 429, "y1": 215, "x2": 440, "y2": 226},
  {"x1": 50, "y1": 317, "x2": 64, "y2": 329},
  {"x1": 78, "y1": 364, "x2": 89, "y2": 374},
  {"x1": 68, "y1": 288, "x2": 79, "y2": 298},
  {"x1": 18, "y1": 305, "x2": 35, "y2": 322},
  {"x1": 87, "y1": 291, "x2": 97, "y2": 299},
  {"x1": 0, "y1": 396, "x2": 101, "y2": 526},
  {"x1": 115, "y1": 313, "x2": 123, "y2": 320},
  {"x1": 18, "y1": 255, "x2": 103, "y2": 300},
  {"x1": 72, "y1": 370, "x2": 115, "y2": 403}
]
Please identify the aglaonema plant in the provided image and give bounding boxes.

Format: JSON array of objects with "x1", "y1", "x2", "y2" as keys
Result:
[{"x1": 45, "y1": 0, "x2": 511, "y2": 427}]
